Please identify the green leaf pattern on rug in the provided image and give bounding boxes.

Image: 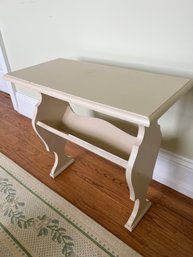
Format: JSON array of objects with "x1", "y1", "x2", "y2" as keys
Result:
[{"x1": 0, "y1": 178, "x2": 75, "y2": 257}]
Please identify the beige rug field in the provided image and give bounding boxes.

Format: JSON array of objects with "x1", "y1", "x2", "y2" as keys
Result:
[{"x1": 0, "y1": 153, "x2": 142, "y2": 257}]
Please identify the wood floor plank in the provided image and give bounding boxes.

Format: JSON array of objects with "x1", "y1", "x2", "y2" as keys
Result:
[{"x1": 1, "y1": 92, "x2": 193, "y2": 257}]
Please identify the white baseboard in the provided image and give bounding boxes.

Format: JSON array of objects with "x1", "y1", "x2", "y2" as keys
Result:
[
  {"x1": 154, "y1": 150, "x2": 193, "y2": 198},
  {"x1": 16, "y1": 91, "x2": 38, "y2": 119},
  {"x1": 16, "y1": 92, "x2": 193, "y2": 199}
]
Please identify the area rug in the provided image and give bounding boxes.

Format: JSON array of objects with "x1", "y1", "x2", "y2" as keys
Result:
[{"x1": 0, "y1": 153, "x2": 142, "y2": 257}]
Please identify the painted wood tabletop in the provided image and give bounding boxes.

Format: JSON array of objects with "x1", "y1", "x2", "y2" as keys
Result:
[{"x1": 4, "y1": 58, "x2": 192, "y2": 126}]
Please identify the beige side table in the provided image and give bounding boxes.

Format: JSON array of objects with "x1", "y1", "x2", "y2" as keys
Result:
[{"x1": 5, "y1": 59, "x2": 193, "y2": 231}]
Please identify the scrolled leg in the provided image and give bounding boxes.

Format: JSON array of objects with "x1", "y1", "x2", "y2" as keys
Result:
[
  {"x1": 125, "y1": 122, "x2": 161, "y2": 231},
  {"x1": 32, "y1": 93, "x2": 74, "y2": 178},
  {"x1": 38, "y1": 128, "x2": 74, "y2": 178}
]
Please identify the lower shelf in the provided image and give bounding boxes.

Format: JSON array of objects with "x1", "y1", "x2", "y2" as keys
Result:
[{"x1": 36, "y1": 120, "x2": 128, "y2": 168}]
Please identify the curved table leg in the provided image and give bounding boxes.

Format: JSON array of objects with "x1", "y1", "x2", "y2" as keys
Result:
[
  {"x1": 125, "y1": 122, "x2": 161, "y2": 231},
  {"x1": 35, "y1": 127, "x2": 74, "y2": 178},
  {"x1": 32, "y1": 94, "x2": 74, "y2": 178}
]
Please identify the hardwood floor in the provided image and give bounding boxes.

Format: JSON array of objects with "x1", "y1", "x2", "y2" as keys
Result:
[{"x1": 1, "y1": 92, "x2": 193, "y2": 257}]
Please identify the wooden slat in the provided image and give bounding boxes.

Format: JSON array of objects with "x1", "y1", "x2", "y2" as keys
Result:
[{"x1": 37, "y1": 120, "x2": 128, "y2": 168}]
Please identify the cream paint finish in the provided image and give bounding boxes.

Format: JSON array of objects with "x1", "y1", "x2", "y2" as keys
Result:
[
  {"x1": 5, "y1": 59, "x2": 192, "y2": 126},
  {"x1": 0, "y1": 1, "x2": 193, "y2": 157},
  {"x1": 4, "y1": 59, "x2": 192, "y2": 231}
]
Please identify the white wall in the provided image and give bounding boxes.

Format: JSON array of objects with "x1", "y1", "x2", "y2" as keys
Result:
[
  {"x1": 0, "y1": 0, "x2": 193, "y2": 158},
  {"x1": 79, "y1": 0, "x2": 193, "y2": 78},
  {"x1": 0, "y1": 0, "x2": 79, "y2": 69}
]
